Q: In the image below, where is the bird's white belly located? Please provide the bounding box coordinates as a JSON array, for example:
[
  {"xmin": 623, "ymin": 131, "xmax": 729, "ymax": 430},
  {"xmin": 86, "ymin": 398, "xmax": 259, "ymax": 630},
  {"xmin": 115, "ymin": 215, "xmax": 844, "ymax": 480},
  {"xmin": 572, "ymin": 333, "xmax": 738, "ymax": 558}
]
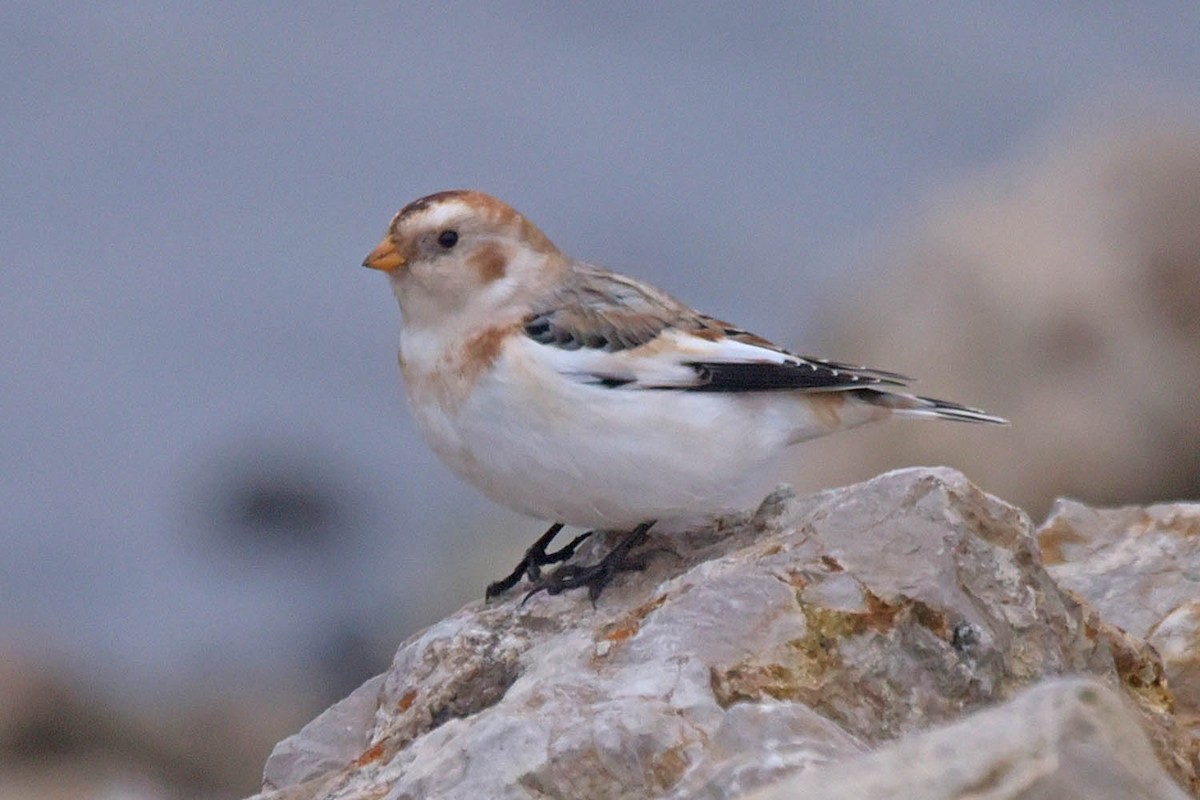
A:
[{"xmin": 406, "ymin": 343, "xmax": 823, "ymax": 529}]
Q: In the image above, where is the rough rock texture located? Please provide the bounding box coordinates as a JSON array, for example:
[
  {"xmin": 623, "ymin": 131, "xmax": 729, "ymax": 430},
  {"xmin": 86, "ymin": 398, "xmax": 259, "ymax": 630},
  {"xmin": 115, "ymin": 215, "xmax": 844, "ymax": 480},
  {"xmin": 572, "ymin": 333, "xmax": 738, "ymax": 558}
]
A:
[
  {"xmin": 248, "ymin": 468, "xmax": 1198, "ymax": 799},
  {"xmin": 1040, "ymin": 500, "xmax": 1200, "ymax": 737},
  {"xmin": 744, "ymin": 678, "xmax": 1188, "ymax": 800}
]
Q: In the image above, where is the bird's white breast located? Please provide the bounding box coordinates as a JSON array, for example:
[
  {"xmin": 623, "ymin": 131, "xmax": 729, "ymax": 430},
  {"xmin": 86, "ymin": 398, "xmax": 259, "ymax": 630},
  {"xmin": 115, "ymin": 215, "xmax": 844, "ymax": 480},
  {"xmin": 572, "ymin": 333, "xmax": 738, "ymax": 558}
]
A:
[{"xmin": 399, "ymin": 331, "xmax": 849, "ymax": 529}]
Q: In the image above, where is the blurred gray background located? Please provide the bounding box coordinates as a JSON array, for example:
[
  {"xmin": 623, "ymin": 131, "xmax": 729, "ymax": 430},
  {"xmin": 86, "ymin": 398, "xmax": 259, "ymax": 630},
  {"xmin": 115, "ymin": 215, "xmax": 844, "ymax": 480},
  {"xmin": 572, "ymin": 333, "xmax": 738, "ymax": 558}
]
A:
[{"xmin": 3, "ymin": 3, "xmax": 1199, "ymax": 797}]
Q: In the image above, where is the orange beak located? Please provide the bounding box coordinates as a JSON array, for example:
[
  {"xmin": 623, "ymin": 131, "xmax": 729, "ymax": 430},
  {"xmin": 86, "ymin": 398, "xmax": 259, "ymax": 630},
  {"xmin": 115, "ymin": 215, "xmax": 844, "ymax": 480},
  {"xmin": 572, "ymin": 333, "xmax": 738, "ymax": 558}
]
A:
[{"xmin": 362, "ymin": 236, "xmax": 405, "ymax": 272}]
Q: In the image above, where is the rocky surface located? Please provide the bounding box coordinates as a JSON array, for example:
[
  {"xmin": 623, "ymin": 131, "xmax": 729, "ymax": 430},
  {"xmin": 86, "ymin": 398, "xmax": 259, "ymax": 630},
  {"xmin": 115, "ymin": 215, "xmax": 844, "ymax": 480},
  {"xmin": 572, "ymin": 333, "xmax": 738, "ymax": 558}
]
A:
[
  {"xmin": 744, "ymin": 677, "xmax": 1187, "ymax": 800},
  {"xmin": 1040, "ymin": 499, "xmax": 1200, "ymax": 737},
  {"xmin": 247, "ymin": 468, "xmax": 1199, "ymax": 799}
]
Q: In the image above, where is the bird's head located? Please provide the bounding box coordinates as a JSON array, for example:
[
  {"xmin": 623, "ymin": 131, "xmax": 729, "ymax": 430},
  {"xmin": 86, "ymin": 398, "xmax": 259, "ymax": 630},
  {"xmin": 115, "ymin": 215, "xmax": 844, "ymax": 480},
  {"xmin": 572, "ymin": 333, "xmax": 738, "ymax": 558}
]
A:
[{"xmin": 363, "ymin": 190, "xmax": 562, "ymax": 328}]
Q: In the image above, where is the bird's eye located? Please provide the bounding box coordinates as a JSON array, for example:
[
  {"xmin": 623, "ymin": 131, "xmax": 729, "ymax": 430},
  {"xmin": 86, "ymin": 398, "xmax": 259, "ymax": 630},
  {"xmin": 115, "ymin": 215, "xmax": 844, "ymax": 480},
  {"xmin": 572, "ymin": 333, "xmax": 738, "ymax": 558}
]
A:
[{"xmin": 437, "ymin": 230, "xmax": 459, "ymax": 249}]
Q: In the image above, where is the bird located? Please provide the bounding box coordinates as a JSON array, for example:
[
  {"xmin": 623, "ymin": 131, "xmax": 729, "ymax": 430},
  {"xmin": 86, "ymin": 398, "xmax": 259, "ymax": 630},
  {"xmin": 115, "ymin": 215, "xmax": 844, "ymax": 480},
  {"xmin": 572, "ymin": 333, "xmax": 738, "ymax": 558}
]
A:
[{"xmin": 362, "ymin": 190, "xmax": 1007, "ymax": 601}]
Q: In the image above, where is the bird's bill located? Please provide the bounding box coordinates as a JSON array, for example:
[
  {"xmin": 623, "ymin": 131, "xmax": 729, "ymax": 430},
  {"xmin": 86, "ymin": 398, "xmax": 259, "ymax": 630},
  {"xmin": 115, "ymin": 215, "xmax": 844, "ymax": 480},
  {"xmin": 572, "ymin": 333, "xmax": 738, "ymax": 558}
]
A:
[{"xmin": 362, "ymin": 237, "xmax": 405, "ymax": 272}]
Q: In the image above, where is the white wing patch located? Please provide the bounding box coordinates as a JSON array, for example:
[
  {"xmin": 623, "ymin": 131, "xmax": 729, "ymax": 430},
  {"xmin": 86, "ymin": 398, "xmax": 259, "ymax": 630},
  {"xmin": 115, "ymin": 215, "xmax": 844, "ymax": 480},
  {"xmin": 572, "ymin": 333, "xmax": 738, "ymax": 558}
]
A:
[{"xmin": 529, "ymin": 327, "xmax": 892, "ymax": 392}]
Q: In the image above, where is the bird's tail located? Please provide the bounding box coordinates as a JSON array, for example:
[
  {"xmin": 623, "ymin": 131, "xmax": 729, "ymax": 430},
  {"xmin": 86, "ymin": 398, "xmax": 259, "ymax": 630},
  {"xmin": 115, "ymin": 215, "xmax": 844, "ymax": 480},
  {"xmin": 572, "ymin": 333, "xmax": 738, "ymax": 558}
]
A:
[{"xmin": 855, "ymin": 388, "xmax": 1009, "ymax": 425}]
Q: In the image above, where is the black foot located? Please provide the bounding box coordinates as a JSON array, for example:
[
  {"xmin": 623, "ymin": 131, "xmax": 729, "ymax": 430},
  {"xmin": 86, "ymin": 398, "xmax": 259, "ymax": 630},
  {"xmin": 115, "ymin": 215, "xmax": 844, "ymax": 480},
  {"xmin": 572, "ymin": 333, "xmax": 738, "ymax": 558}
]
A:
[
  {"xmin": 526, "ymin": 521, "xmax": 657, "ymax": 603},
  {"xmin": 485, "ymin": 522, "xmax": 594, "ymax": 600}
]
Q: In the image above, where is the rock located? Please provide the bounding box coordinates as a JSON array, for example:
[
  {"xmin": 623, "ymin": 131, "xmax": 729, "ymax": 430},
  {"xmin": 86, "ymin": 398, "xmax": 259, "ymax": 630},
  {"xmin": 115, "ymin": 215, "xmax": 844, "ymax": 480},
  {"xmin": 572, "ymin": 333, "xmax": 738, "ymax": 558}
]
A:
[
  {"xmin": 743, "ymin": 677, "xmax": 1188, "ymax": 800},
  {"xmin": 1040, "ymin": 500, "xmax": 1200, "ymax": 735},
  {"xmin": 247, "ymin": 468, "xmax": 1197, "ymax": 799},
  {"xmin": 261, "ymin": 675, "xmax": 385, "ymax": 791}
]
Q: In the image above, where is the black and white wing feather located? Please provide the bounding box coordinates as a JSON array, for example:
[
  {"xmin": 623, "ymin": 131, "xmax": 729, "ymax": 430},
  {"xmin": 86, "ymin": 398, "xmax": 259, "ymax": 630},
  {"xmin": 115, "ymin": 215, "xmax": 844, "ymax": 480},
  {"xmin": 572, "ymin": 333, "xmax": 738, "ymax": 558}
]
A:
[
  {"xmin": 523, "ymin": 262, "xmax": 909, "ymax": 394},
  {"xmin": 519, "ymin": 262, "xmax": 1007, "ymax": 425}
]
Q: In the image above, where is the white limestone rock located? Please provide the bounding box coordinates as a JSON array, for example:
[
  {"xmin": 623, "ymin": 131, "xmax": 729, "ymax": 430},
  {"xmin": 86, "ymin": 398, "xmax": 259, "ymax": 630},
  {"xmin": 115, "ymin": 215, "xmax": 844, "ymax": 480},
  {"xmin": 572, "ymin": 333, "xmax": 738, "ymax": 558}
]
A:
[
  {"xmin": 1040, "ymin": 500, "xmax": 1200, "ymax": 735},
  {"xmin": 743, "ymin": 677, "xmax": 1188, "ymax": 800},
  {"xmin": 248, "ymin": 468, "xmax": 1196, "ymax": 799}
]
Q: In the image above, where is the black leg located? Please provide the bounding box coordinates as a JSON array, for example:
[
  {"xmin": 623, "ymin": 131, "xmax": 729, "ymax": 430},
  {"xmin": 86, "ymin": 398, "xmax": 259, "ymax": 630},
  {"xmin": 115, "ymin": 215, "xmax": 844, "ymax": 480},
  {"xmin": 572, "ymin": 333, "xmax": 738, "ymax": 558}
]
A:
[
  {"xmin": 528, "ymin": 528, "xmax": 594, "ymax": 581},
  {"xmin": 526, "ymin": 520, "xmax": 658, "ymax": 603},
  {"xmin": 486, "ymin": 523, "xmax": 595, "ymax": 600}
]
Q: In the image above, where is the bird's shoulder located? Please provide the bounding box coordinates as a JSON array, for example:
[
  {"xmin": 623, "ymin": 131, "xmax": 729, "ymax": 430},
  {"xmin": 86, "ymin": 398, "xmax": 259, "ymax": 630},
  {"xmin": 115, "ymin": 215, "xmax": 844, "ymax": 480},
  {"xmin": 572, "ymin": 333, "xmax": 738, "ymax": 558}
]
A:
[{"xmin": 521, "ymin": 262, "xmax": 766, "ymax": 352}]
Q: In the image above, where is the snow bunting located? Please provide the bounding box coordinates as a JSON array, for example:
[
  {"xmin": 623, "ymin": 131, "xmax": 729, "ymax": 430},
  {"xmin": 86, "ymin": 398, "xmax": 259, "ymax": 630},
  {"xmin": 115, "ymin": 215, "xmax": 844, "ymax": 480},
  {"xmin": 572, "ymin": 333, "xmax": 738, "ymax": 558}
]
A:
[{"xmin": 363, "ymin": 190, "xmax": 1007, "ymax": 599}]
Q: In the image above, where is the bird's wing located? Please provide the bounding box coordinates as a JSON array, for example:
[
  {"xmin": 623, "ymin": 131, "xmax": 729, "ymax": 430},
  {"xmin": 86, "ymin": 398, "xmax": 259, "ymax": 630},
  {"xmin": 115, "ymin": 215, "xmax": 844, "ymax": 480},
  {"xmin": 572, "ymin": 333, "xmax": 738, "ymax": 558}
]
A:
[{"xmin": 523, "ymin": 264, "xmax": 911, "ymax": 393}]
